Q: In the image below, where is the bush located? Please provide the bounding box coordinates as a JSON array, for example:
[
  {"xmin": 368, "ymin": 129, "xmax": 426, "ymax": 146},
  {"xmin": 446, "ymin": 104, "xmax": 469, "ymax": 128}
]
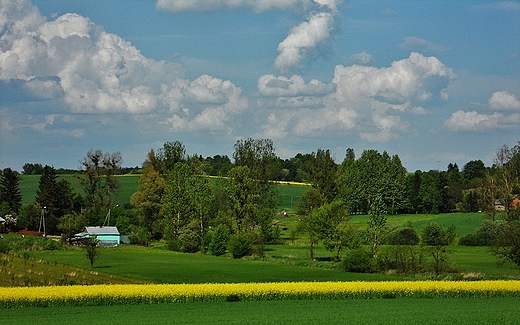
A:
[
  {"xmin": 459, "ymin": 220, "xmax": 501, "ymax": 246},
  {"xmin": 228, "ymin": 233, "xmax": 252, "ymax": 258},
  {"xmin": 166, "ymin": 239, "xmax": 182, "ymax": 251},
  {"xmin": 179, "ymin": 220, "xmax": 202, "ymax": 253},
  {"xmin": 421, "ymin": 222, "xmax": 455, "ymax": 246},
  {"xmin": 458, "ymin": 233, "xmax": 479, "ymax": 246},
  {"xmin": 128, "ymin": 225, "xmax": 152, "ymax": 246},
  {"xmin": 384, "ymin": 227, "xmax": 420, "ymax": 246},
  {"xmin": 341, "ymin": 248, "xmax": 373, "ymax": 273},
  {"xmin": 209, "ymin": 225, "xmax": 229, "ymax": 256},
  {"xmin": 378, "ymin": 245, "xmax": 424, "ymax": 274}
]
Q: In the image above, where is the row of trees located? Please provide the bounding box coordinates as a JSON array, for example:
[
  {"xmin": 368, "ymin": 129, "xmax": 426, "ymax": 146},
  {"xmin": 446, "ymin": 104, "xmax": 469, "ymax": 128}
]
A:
[{"xmin": 2, "ymin": 139, "xmax": 519, "ymax": 269}]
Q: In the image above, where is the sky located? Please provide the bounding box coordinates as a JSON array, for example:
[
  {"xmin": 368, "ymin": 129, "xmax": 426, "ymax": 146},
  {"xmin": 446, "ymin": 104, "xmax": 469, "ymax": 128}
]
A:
[{"xmin": 1, "ymin": 0, "xmax": 519, "ymax": 172}]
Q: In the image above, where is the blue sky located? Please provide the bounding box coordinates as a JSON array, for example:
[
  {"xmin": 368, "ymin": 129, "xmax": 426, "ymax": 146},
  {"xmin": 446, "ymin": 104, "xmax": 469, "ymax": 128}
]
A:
[{"xmin": 1, "ymin": 0, "xmax": 519, "ymax": 172}]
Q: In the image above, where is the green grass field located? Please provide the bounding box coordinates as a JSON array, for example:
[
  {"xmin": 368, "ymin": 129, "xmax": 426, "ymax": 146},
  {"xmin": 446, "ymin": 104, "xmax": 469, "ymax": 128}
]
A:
[
  {"xmin": 19, "ymin": 174, "xmax": 141, "ymax": 206},
  {"xmin": 4, "ymin": 297, "xmax": 519, "ymax": 324},
  {"xmin": 19, "ymin": 174, "xmax": 309, "ymax": 209},
  {"xmin": 11, "ymin": 174, "xmax": 520, "ymax": 323},
  {"xmin": 30, "ymin": 244, "xmax": 393, "ymax": 284}
]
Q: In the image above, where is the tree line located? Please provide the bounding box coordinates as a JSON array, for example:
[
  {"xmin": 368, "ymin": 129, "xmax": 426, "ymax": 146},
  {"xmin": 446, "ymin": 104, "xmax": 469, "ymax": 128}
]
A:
[{"xmin": 1, "ymin": 139, "xmax": 519, "ymax": 269}]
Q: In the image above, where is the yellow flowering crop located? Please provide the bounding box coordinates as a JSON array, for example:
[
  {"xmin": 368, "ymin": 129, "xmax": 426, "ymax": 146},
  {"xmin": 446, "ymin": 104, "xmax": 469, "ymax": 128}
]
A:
[{"xmin": 1, "ymin": 281, "xmax": 520, "ymax": 308}]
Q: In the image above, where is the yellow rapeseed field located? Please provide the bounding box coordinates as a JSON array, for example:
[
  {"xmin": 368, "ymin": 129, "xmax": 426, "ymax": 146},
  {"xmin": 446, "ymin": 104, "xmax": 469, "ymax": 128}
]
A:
[{"xmin": 2, "ymin": 281, "xmax": 520, "ymax": 308}]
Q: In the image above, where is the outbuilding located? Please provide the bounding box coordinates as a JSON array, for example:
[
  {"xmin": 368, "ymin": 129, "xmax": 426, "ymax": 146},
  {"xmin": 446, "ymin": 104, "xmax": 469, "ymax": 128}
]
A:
[{"xmin": 76, "ymin": 226, "xmax": 121, "ymax": 246}]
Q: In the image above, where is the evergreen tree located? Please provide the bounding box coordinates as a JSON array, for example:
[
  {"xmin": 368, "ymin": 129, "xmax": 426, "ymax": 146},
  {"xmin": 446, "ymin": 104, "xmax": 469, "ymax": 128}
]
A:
[
  {"xmin": 35, "ymin": 165, "xmax": 76, "ymax": 234},
  {"xmin": 36, "ymin": 165, "xmax": 61, "ymax": 234},
  {"xmin": 0, "ymin": 168, "xmax": 22, "ymax": 215}
]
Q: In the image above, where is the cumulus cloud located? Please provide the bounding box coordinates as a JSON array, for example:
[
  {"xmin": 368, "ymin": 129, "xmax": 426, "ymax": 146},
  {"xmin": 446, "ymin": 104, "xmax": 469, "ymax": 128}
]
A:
[
  {"xmin": 349, "ymin": 52, "xmax": 374, "ymax": 65},
  {"xmin": 332, "ymin": 52, "xmax": 455, "ymax": 105},
  {"xmin": 488, "ymin": 90, "xmax": 520, "ymax": 111},
  {"xmin": 258, "ymin": 52, "xmax": 455, "ymax": 141},
  {"xmin": 161, "ymin": 75, "xmax": 248, "ymax": 132},
  {"xmin": 444, "ymin": 110, "xmax": 520, "ymax": 131},
  {"xmin": 156, "ymin": 0, "xmax": 339, "ymax": 13},
  {"xmin": 445, "ymin": 90, "xmax": 520, "ymax": 131},
  {"xmin": 258, "ymin": 74, "xmax": 335, "ymax": 97},
  {"xmin": 0, "ymin": 0, "xmax": 246, "ymax": 133},
  {"xmin": 400, "ymin": 36, "xmax": 450, "ymax": 53},
  {"xmin": 274, "ymin": 11, "xmax": 335, "ymax": 72}
]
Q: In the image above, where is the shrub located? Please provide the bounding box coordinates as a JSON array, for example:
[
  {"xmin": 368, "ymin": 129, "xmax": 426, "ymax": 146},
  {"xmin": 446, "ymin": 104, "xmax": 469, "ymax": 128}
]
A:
[
  {"xmin": 166, "ymin": 239, "xmax": 182, "ymax": 252},
  {"xmin": 458, "ymin": 233, "xmax": 479, "ymax": 246},
  {"xmin": 421, "ymin": 222, "xmax": 455, "ymax": 274},
  {"xmin": 459, "ymin": 220, "xmax": 501, "ymax": 246},
  {"xmin": 384, "ymin": 227, "xmax": 420, "ymax": 246},
  {"xmin": 209, "ymin": 225, "xmax": 229, "ymax": 256},
  {"xmin": 341, "ymin": 248, "xmax": 373, "ymax": 273},
  {"xmin": 179, "ymin": 220, "xmax": 202, "ymax": 253},
  {"xmin": 421, "ymin": 222, "xmax": 455, "ymax": 246},
  {"xmin": 128, "ymin": 225, "xmax": 152, "ymax": 246},
  {"xmin": 228, "ymin": 233, "xmax": 252, "ymax": 259},
  {"xmin": 378, "ymin": 245, "xmax": 424, "ymax": 274}
]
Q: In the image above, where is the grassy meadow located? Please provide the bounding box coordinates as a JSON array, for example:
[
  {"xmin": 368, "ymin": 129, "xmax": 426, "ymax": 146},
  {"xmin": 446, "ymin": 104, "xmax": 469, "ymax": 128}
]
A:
[
  {"xmin": 18, "ymin": 174, "xmax": 309, "ymax": 209},
  {"xmin": 19, "ymin": 174, "xmax": 142, "ymax": 206},
  {"xmin": 6, "ymin": 173, "xmax": 520, "ymax": 323},
  {"xmin": 4, "ymin": 298, "xmax": 520, "ymax": 325}
]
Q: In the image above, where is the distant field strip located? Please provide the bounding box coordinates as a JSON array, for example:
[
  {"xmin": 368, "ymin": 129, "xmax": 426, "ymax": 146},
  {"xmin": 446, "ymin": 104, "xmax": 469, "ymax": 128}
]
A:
[{"xmin": 2, "ymin": 280, "xmax": 520, "ymax": 308}]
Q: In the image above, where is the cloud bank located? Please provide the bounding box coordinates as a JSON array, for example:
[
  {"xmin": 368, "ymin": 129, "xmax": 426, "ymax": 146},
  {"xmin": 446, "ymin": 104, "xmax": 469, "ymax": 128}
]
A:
[
  {"xmin": 444, "ymin": 90, "xmax": 520, "ymax": 131},
  {"xmin": 0, "ymin": 0, "xmax": 246, "ymax": 134},
  {"xmin": 259, "ymin": 52, "xmax": 456, "ymax": 142}
]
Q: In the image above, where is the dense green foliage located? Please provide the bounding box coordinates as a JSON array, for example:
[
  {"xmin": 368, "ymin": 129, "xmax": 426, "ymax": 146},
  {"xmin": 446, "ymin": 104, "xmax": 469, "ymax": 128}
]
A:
[
  {"xmin": 0, "ymin": 168, "xmax": 22, "ymax": 217},
  {"xmin": 5, "ymin": 139, "xmax": 520, "ymax": 275}
]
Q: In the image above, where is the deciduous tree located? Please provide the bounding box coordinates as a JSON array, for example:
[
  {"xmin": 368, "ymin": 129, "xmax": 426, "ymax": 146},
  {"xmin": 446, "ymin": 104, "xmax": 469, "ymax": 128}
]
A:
[{"xmin": 79, "ymin": 150, "xmax": 122, "ymax": 211}]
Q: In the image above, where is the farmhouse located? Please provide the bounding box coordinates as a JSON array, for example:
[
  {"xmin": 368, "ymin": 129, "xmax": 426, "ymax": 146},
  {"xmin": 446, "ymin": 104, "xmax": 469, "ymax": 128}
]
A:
[{"xmin": 75, "ymin": 226, "xmax": 121, "ymax": 246}]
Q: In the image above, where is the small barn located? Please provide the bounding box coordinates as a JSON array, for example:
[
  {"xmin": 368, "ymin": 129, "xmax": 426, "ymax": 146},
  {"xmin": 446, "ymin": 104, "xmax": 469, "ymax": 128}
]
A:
[{"xmin": 76, "ymin": 226, "xmax": 121, "ymax": 246}]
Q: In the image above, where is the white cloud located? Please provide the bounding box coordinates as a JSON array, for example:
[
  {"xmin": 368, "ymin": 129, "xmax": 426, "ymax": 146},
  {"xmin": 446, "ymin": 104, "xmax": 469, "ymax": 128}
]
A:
[
  {"xmin": 445, "ymin": 90, "xmax": 520, "ymax": 132},
  {"xmin": 349, "ymin": 52, "xmax": 374, "ymax": 65},
  {"xmin": 400, "ymin": 36, "xmax": 450, "ymax": 53},
  {"xmin": 488, "ymin": 90, "xmax": 520, "ymax": 111},
  {"xmin": 444, "ymin": 110, "xmax": 520, "ymax": 131},
  {"xmin": 258, "ymin": 52, "xmax": 455, "ymax": 141},
  {"xmin": 0, "ymin": 0, "xmax": 246, "ymax": 133},
  {"xmin": 332, "ymin": 52, "xmax": 455, "ymax": 105},
  {"xmin": 274, "ymin": 12, "xmax": 335, "ymax": 72},
  {"xmin": 258, "ymin": 74, "xmax": 335, "ymax": 97},
  {"xmin": 161, "ymin": 75, "xmax": 248, "ymax": 132},
  {"xmin": 156, "ymin": 0, "xmax": 340, "ymax": 13}
]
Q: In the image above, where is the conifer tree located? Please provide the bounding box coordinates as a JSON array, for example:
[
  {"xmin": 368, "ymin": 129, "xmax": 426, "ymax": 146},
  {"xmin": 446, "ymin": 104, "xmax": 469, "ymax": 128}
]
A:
[{"xmin": 0, "ymin": 168, "xmax": 22, "ymax": 215}]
